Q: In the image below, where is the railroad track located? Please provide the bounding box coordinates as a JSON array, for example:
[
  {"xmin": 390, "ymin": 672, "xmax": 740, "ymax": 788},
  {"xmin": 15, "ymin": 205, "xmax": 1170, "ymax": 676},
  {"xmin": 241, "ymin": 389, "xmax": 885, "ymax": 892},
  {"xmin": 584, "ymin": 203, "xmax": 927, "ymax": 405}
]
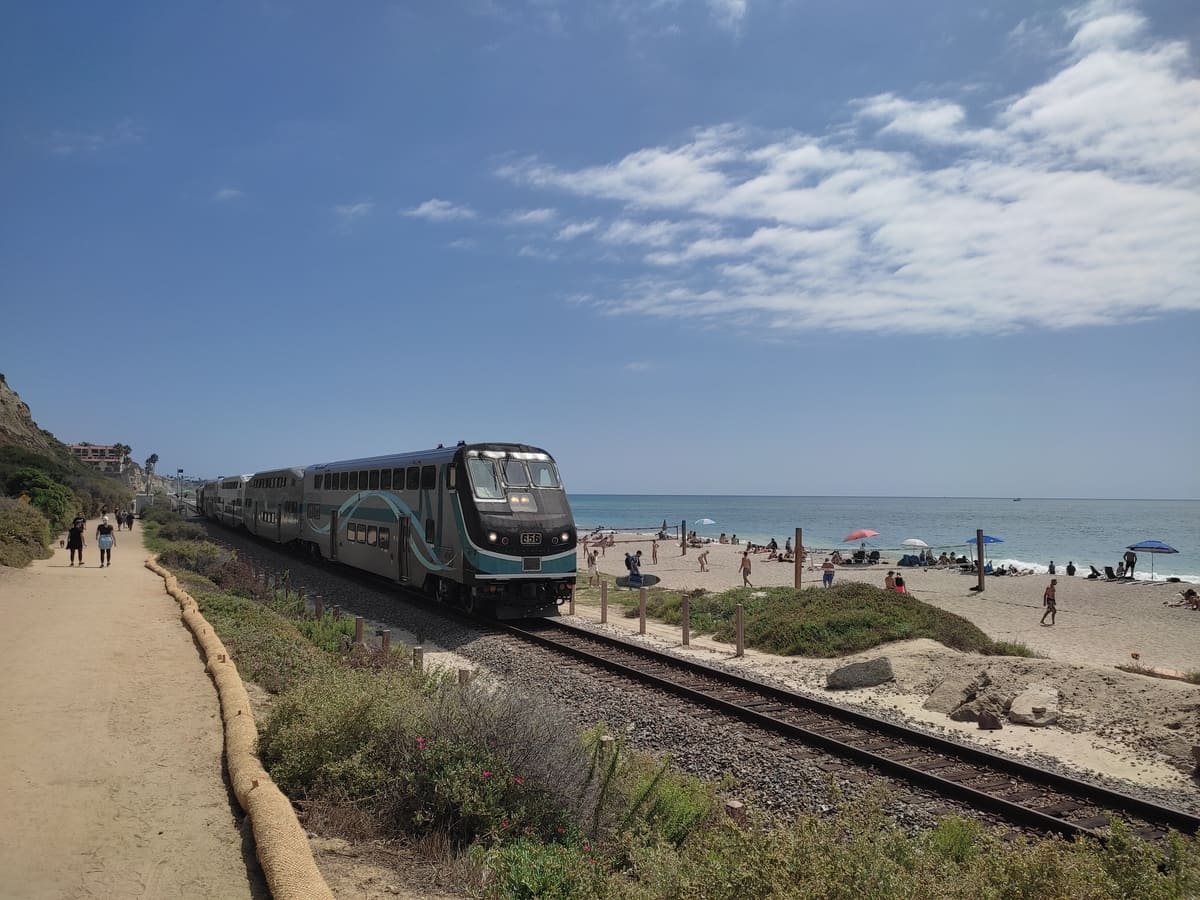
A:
[{"xmin": 502, "ymin": 617, "xmax": 1200, "ymax": 844}]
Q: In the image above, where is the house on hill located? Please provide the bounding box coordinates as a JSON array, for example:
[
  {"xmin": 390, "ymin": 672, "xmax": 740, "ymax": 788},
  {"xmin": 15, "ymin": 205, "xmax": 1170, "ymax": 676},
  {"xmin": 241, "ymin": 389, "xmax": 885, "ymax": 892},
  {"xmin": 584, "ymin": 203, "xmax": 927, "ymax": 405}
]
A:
[{"xmin": 69, "ymin": 443, "xmax": 126, "ymax": 474}]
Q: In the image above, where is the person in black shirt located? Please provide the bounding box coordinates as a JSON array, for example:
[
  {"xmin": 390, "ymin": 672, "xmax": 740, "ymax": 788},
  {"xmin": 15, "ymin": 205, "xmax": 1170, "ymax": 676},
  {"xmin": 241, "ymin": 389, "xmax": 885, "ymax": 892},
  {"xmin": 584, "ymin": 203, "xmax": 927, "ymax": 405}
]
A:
[
  {"xmin": 96, "ymin": 516, "xmax": 116, "ymax": 567},
  {"xmin": 67, "ymin": 520, "xmax": 86, "ymax": 566}
]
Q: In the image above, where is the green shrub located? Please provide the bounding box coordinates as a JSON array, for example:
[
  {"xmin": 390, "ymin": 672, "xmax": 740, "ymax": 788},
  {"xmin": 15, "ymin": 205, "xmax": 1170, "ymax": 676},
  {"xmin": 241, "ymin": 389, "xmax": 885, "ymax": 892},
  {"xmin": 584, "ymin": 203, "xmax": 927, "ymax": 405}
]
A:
[
  {"xmin": 156, "ymin": 520, "xmax": 206, "ymax": 542},
  {"xmin": 4, "ymin": 466, "xmax": 79, "ymax": 532},
  {"xmin": 0, "ymin": 497, "xmax": 53, "ymax": 567},
  {"xmin": 471, "ymin": 837, "xmax": 608, "ymax": 900}
]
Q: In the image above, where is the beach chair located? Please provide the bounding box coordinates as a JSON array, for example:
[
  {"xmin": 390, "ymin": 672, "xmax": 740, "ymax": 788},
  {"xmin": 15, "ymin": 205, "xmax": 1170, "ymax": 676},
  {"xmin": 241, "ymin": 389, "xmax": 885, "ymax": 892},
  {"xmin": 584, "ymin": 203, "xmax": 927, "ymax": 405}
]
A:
[{"xmin": 1103, "ymin": 566, "xmax": 1126, "ymax": 581}]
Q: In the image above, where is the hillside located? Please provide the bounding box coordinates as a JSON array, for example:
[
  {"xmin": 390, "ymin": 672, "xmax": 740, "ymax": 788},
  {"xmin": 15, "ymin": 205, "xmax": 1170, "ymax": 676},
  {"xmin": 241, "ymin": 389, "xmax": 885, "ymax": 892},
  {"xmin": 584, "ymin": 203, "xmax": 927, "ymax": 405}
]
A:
[{"xmin": 0, "ymin": 374, "xmax": 68, "ymax": 458}]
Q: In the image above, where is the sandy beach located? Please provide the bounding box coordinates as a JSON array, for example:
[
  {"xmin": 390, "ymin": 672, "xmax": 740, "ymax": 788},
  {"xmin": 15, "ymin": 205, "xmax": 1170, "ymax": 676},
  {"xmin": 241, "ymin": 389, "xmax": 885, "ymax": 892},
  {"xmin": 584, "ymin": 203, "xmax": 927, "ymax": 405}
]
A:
[{"xmin": 571, "ymin": 534, "xmax": 1200, "ymax": 797}]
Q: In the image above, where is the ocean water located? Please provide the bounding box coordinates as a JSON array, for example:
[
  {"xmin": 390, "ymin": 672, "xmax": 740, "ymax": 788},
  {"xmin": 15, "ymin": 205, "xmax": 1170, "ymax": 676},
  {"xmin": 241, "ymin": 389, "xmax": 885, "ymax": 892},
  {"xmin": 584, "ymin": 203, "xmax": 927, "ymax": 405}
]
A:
[{"xmin": 570, "ymin": 495, "xmax": 1200, "ymax": 584}]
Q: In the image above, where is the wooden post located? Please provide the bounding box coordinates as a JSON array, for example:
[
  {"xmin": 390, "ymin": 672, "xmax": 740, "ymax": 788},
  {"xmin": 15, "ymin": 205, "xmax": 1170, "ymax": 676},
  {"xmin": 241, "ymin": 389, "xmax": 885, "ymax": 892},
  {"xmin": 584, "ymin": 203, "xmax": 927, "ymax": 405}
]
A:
[
  {"xmin": 298, "ymin": 586, "xmax": 306, "ymax": 610},
  {"xmin": 639, "ymin": 587, "xmax": 647, "ymax": 635},
  {"xmin": 332, "ymin": 605, "xmax": 342, "ymax": 619},
  {"xmin": 380, "ymin": 629, "xmax": 391, "ymax": 653},
  {"xmin": 725, "ymin": 799, "xmax": 747, "ymax": 825},
  {"xmin": 600, "ymin": 580, "xmax": 608, "ymax": 624},
  {"xmin": 682, "ymin": 595, "xmax": 690, "ymax": 646},
  {"xmin": 735, "ymin": 603, "xmax": 744, "ymax": 657},
  {"xmin": 599, "ymin": 734, "xmax": 615, "ymax": 756},
  {"xmin": 314, "ymin": 595, "xmax": 324, "ymax": 618},
  {"xmin": 569, "ymin": 583, "xmax": 575, "ymax": 616},
  {"xmin": 412, "ymin": 647, "xmax": 424, "ymax": 672},
  {"xmin": 794, "ymin": 527, "xmax": 802, "ymax": 589},
  {"xmin": 680, "ymin": 519, "xmax": 687, "ymax": 556},
  {"xmin": 354, "ymin": 616, "xmax": 364, "ymax": 645},
  {"xmin": 976, "ymin": 528, "xmax": 986, "ymax": 593},
  {"xmin": 458, "ymin": 668, "xmax": 471, "ymax": 687}
]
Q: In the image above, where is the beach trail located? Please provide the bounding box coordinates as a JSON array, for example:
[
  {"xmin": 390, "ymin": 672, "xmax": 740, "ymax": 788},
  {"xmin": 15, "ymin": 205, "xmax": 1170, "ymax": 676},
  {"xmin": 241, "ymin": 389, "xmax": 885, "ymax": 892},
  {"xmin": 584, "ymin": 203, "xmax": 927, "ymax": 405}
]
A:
[{"xmin": 0, "ymin": 528, "xmax": 262, "ymax": 899}]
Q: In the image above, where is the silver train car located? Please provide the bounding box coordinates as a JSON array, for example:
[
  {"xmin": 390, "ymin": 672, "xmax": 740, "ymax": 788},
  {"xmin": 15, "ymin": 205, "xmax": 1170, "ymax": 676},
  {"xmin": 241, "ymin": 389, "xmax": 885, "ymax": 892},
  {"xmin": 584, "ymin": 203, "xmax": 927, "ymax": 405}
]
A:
[{"xmin": 199, "ymin": 442, "xmax": 576, "ymax": 618}]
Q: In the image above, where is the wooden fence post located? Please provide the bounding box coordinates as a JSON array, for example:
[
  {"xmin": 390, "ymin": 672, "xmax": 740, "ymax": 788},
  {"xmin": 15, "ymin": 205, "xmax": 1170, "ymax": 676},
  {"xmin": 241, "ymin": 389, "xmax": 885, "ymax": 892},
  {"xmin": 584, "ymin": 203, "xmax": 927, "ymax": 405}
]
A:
[
  {"xmin": 735, "ymin": 603, "xmax": 744, "ymax": 657},
  {"xmin": 600, "ymin": 580, "xmax": 608, "ymax": 624},
  {"xmin": 639, "ymin": 587, "xmax": 647, "ymax": 635},
  {"xmin": 412, "ymin": 647, "xmax": 424, "ymax": 672},
  {"xmin": 682, "ymin": 595, "xmax": 690, "ymax": 647},
  {"xmin": 354, "ymin": 616, "xmax": 364, "ymax": 645}
]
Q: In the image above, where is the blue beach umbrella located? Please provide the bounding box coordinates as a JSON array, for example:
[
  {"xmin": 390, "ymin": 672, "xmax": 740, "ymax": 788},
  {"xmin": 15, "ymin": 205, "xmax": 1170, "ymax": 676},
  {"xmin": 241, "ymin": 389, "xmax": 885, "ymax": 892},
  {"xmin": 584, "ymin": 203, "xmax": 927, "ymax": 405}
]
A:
[
  {"xmin": 1125, "ymin": 540, "xmax": 1178, "ymax": 580},
  {"xmin": 964, "ymin": 535, "xmax": 1003, "ymax": 566}
]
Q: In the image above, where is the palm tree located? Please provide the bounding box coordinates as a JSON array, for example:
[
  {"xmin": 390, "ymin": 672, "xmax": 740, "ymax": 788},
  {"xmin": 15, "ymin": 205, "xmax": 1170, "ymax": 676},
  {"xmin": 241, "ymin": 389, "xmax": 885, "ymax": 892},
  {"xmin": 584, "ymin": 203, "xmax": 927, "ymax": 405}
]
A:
[{"xmin": 144, "ymin": 453, "xmax": 159, "ymax": 478}]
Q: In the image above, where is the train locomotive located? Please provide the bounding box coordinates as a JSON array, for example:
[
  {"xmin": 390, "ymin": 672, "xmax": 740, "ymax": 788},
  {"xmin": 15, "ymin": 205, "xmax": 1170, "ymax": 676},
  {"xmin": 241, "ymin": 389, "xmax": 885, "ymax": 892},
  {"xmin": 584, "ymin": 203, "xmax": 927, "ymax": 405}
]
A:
[{"xmin": 196, "ymin": 442, "xmax": 576, "ymax": 618}]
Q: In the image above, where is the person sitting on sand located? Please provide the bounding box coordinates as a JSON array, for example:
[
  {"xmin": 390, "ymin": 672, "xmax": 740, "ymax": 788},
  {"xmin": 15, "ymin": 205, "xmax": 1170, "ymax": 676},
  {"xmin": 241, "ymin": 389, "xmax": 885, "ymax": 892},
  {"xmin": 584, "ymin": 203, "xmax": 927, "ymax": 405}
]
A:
[
  {"xmin": 1066, "ymin": 561, "xmax": 1076, "ymax": 576},
  {"xmin": 894, "ymin": 574, "xmax": 906, "ymax": 593},
  {"xmin": 884, "ymin": 570, "xmax": 896, "ymax": 591},
  {"xmin": 937, "ymin": 553, "xmax": 950, "ymax": 565},
  {"xmin": 830, "ymin": 550, "xmax": 843, "ymax": 564},
  {"xmin": 1182, "ymin": 588, "xmax": 1199, "ymax": 610},
  {"xmin": 719, "ymin": 533, "xmax": 728, "ymax": 543},
  {"xmin": 731, "ymin": 534, "xmax": 738, "ymax": 545},
  {"xmin": 1116, "ymin": 561, "xmax": 1126, "ymax": 578}
]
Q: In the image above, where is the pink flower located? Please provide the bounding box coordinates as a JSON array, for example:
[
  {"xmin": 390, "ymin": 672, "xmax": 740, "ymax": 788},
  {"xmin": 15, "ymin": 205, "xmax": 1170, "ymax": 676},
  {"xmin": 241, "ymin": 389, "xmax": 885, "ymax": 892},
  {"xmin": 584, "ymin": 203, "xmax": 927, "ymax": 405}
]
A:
[
  {"xmin": 501, "ymin": 819, "xmax": 509, "ymax": 829},
  {"xmin": 513, "ymin": 776, "xmax": 523, "ymax": 784},
  {"xmin": 481, "ymin": 770, "xmax": 492, "ymax": 778},
  {"xmin": 583, "ymin": 844, "xmax": 591, "ymax": 853}
]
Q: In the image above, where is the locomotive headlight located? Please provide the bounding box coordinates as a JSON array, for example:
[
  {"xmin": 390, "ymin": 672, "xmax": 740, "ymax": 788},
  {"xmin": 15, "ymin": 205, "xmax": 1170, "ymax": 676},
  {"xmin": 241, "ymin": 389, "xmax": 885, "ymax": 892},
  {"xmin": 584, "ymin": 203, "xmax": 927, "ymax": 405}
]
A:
[
  {"xmin": 488, "ymin": 531, "xmax": 498, "ymax": 543},
  {"xmin": 560, "ymin": 531, "xmax": 570, "ymax": 542}
]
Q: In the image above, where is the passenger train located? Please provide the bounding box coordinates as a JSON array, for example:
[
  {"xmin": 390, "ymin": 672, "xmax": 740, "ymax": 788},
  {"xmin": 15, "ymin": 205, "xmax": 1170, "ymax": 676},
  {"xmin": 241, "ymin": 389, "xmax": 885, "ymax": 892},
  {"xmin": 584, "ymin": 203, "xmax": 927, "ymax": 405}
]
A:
[{"xmin": 196, "ymin": 442, "xmax": 576, "ymax": 618}]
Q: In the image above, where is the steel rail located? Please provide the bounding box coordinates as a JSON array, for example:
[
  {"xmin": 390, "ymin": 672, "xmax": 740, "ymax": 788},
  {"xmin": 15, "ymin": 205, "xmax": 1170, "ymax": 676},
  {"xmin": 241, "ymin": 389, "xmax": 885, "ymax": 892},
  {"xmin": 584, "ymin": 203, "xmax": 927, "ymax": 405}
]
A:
[{"xmin": 502, "ymin": 618, "xmax": 1200, "ymax": 842}]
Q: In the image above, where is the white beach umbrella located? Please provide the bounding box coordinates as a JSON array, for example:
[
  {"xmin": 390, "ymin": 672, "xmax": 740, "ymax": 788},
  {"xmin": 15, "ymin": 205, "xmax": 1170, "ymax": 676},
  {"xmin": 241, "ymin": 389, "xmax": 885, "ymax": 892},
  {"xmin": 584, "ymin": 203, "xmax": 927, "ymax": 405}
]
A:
[
  {"xmin": 901, "ymin": 538, "xmax": 930, "ymax": 549},
  {"xmin": 695, "ymin": 518, "xmax": 716, "ymax": 526}
]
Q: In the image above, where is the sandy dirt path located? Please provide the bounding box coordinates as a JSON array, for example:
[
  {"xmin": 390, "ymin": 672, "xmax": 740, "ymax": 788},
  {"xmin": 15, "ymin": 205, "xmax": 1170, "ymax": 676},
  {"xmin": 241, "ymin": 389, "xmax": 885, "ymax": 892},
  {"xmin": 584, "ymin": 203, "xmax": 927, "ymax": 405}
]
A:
[{"xmin": 0, "ymin": 528, "xmax": 264, "ymax": 899}]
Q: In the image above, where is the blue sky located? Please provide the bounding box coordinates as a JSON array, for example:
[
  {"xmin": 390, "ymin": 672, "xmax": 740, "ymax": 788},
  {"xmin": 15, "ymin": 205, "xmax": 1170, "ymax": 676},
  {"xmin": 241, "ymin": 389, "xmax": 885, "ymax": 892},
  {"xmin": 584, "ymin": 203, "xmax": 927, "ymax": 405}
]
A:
[{"xmin": 2, "ymin": 0, "xmax": 1198, "ymax": 498}]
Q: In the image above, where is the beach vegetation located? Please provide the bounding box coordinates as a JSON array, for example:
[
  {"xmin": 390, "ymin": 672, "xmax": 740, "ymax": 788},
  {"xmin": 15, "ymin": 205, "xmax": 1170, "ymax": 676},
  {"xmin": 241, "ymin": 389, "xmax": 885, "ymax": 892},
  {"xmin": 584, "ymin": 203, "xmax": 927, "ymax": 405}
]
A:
[
  {"xmin": 610, "ymin": 581, "xmax": 1037, "ymax": 658},
  {"xmin": 0, "ymin": 496, "xmax": 53, "ymax": 567},
  {"xmin": 145, "ymin": 534, "xmax": 1200, "ymax": 897},
  {"xmin": 0, "ymin": 446, "xmax": 131, "ymax": 526}
]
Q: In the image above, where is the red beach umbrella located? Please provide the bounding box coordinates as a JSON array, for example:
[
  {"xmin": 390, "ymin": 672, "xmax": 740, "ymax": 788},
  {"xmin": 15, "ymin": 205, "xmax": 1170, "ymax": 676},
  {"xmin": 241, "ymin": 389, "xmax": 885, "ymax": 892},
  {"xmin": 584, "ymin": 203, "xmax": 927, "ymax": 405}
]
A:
[{"xmin": 842, "ymin": 529, "xmax": 880, "ymax": 543}]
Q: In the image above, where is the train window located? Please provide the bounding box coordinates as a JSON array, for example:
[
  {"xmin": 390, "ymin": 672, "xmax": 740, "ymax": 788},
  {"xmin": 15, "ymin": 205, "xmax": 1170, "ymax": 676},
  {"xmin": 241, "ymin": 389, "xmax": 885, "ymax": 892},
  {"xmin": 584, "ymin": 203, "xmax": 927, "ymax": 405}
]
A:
[
  {"xmin": 446, "ymin": 465, "xmax": 457, "ymax": 490},
  {"xmin": 348, "ymin": 523, "xmax": 359, "ymax": 542},
  {"xmin": 528, "ymin": 461, "xmax": 560, "ymax": 488},
  {"xmin": 420, "ymin": 465, "xmax": 435, "ymax": 489},
  {"xmin": 405, "ymin": 467, "xmax": 419, "ymax": 490},
  {"xmin": 308, "ymin": 503, "xmax": 321, "ymax": 521},
  {"xmin": 467, "ymin": 458, "xmax": 503, "ymax": 499},
  {"xmin": 392, "ymin": 468, "xmax": 404, "ymax": 489},
  {"xmin": 502, "ymin": 459, "xmax": 529, "ymax": 487},
  {"xmin": 313, "ymin": 475, "xmax": 320, "ymax": 489},
  {"xmin": 366, "ymin": 526, "xmax": 377, "ymax": 546},
  {"xmin": 380, "ymin": 468, "xmax": 392, "ymax": 490},
  {"xmin": 368, "ymin": 470, "xmax": 379, "ymax": 490},
  {"xmin": 323, "ymin": 473, "xmax": 331, "ymax": 490},
  {"xmin": 339, "ymin": 472, "xmax": 349, "ymax": 491},
  {"xmin": 358, "ymin": 470, "xmax": 367, "ymax": 489},
  {"xmin": 350, "ymin": 471, "xmax": 359, "ymax": 491},
  {"xmin": 378, "ymin": 527, "xmax": 390, "ymax": 550},
  {"xmin": 425, "ymin": 518, "xmax": 434, "ymax": 543}
]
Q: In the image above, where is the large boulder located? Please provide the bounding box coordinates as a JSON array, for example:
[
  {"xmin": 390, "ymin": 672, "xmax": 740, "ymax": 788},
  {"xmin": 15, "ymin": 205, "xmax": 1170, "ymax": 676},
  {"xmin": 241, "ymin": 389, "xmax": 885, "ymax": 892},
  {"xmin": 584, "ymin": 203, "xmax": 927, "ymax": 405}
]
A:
[
  {"xmin": 924, "ymin": 671, "xmax": 991, "ymax": 715},
  {"xmin": 978, "ymin": 710, "xmax": 1004, "ymax": 730},
  {"xmin": 1008, "ymin": 685, "xmax": 1060, "ymax": 727},
  {"xmin": 826, "ymin": 657, "xmax": 894, "ymax": 690}
]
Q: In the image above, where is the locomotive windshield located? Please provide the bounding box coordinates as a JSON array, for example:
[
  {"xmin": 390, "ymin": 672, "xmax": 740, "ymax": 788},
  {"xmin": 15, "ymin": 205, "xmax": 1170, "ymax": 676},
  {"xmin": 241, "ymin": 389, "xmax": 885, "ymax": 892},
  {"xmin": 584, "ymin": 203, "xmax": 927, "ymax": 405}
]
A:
[{"xmin": 467, "ymin": 454, "xmax": 563, "ymax": 500}]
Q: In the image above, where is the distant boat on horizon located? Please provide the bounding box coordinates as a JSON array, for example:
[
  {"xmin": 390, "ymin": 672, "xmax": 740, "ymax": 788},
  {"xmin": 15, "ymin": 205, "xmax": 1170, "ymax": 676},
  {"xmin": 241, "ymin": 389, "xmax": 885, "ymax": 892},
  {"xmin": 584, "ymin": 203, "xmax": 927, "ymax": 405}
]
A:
[{"xmin": 1013, "ymin": 498, "xmax": 1022, "ymax": 502}]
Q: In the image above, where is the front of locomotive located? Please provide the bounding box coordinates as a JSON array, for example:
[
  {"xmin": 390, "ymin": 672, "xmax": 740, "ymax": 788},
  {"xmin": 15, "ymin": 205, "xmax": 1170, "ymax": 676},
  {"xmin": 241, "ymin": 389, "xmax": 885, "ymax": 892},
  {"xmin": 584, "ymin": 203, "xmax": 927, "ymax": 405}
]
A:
[{"xmin": 455, "ymin": 443, "xmax": 576, "ymax": 618}]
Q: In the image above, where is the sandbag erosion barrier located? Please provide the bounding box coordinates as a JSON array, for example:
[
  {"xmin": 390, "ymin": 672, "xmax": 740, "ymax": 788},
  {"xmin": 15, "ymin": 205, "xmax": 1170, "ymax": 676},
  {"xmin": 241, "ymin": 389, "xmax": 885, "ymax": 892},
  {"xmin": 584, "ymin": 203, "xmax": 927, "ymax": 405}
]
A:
[{"xmin": 145, "ymin": 558, "xmax": 336, "ymax": 900}]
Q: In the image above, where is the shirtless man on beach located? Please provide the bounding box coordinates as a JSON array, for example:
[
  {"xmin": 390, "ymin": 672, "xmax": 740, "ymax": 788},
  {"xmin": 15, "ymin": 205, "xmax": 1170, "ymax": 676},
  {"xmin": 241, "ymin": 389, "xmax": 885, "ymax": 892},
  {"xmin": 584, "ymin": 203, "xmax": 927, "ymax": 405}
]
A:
[
  {"xmin": 697, "ymin": 549, "xmax": 709, "ymax": 572},
  {"xmin": 1040, "ymin": 578, "xmax": 1058, "ymax": 626},
  {"xmin": 738, "ymin": 552, "xmax": 752, "ymax": 587}
]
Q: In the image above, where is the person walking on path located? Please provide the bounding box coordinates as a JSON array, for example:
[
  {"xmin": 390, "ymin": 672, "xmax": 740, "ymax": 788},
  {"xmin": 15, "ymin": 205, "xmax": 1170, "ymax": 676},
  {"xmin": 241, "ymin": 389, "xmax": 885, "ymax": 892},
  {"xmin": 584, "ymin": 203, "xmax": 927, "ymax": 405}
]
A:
[
  {"xmin": 66, "ymin": 520, "xmax": 85, "ymax": 566},
  {"xmin": 822, "ymin": 557, "xmax": 835, "ymax": 587},
  {"xmin": 738, "ymin": 551, "xmax": 752, "ymax": 587},
  {"xmin": 125, "ymin": 510, "xmax": 135, "ymax": 531},
  {"xmin": 95, "ymin": 515, "xmax": 116, "ymax": 567},
  {"xmin": 651, "ymin": 540, "xmax": 658, "ymax": 565},
  {"xmin": 1040, "ymin": 578, "xmax": 1058, "ymax": 626},
  {"xmin": 1123, "ymin": 549, "xmax": 1137, "ymax": 579},
  {"xmin": 628, "ymin": 549, "xmax": 643, "ymax": 587},
  {"xmin": 587, "ymin": 550, "xmax": 599, "ymax": 587}
]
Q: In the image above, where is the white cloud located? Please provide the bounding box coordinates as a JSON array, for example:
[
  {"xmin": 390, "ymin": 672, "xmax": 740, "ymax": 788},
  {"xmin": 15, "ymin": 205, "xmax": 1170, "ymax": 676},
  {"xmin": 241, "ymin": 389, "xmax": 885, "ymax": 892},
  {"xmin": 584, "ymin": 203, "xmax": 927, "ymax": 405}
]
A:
[
  {"xmin": 518, "ymin": 244, "xmax": 558, "ymax": 261},
  {"xmin": 708, "ymin": 0, "xmax": 747, "ymax": 32},
  {"xmin": 495, "ymin": 3, "xmax": 1200, "ymax": 336},
  {"xmin": 402, "ymin": 198, "xmax": 478, "ymax": 221},
  {"xmin": 555, "ymin": 219, "xmax": 599, "ymax": 240},
  {"xmin": 214, "ymin": 188, "xmax": 243, "ymax": 202},
  {"xmin": 506, "ymin": 207, "xmax": 557, "ymax": 224},
  {"xmin": 334, "ymin": 202, "xmax": 374, "ymax": 228},
  {"xmin": 48, "ymin": 119, "xmax": 143, "ymax": 156},
  {"xmin": 449, "ymin": 238, "xmax": 478, "ymax": 249},
  {"xmin": 624, "ymin": 361, "xmax": 652, "ymax": 371}
]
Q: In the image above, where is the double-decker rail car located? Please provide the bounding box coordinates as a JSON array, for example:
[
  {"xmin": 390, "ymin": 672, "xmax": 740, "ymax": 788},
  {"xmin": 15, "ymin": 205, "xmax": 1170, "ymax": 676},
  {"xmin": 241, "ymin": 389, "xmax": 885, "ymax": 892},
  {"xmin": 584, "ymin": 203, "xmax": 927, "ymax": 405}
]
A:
[
  {"xmin": 197, "ymin": 480, "xmax": 219, "ymax": 519},
  {"xmin": 301, "ymin": 442, "xmax": 575, "ymax": 618},
  {"xmin": 215, "ymin": 475, "xmax": 252, "ymax": 528},
  {"xmin": 244, "ymin": 467, "xmax": 304, "ymax": 544}
]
